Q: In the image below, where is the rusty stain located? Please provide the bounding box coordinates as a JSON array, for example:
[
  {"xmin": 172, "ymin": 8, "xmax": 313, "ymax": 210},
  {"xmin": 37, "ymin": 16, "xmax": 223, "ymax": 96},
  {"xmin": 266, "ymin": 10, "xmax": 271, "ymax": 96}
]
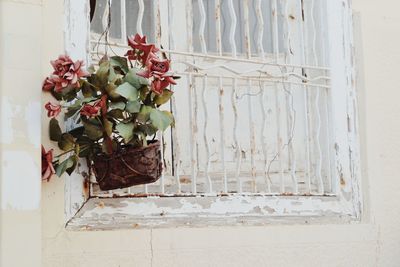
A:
[
  {"xmin": 132, "ymin": 223, "xmax": 139, "ymax": 228},
  {"xmin": 83, "ymin": 177, "xmax": 90, "ymax": 198},
  {"xmin": 340, "ymin": 175, "xmax": 346, "ymax": 186},
  {"xmin": 180, "ymin": 176, "xmax": 191, "ymax": 184},
  {"xmin": 96, "ymin": 201, "xmax": 105, "ymax": 208}
]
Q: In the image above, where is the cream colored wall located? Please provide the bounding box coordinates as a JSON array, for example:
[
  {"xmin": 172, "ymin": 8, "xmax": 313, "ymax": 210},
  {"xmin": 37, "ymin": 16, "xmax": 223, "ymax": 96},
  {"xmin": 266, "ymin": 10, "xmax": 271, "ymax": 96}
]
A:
[{"xmin": 1, "ymin": 0, "xmax": 400, "ymax": 266}]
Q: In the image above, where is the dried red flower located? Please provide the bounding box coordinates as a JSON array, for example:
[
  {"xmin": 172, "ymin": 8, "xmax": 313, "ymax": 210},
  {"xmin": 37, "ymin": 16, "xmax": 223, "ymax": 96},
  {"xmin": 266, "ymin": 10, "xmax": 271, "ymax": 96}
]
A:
[
  {"xmin": 80, "ymin": 102, "xmax": 101, "ymax": 118},
  {"xmin": 43, "ymin": 55, "xmax": 89, "ymax": 92},
  {"xmin": 138, "ymin": 57, "xmax": 177, "ymax": 94},
  {"xmin": 125, "ymin": 34, "xmax": 158, "ymax": 65},
  {"xmin": 42, "ymin": 77, "xmax": 55, "ymax": 91},
  {"xmin": 44, "ymin": 102, "xmax": 61, "ymax": 118},
  {"xmin": 42, "ymin": 145, "xmax": 55, "ymax": 182}
]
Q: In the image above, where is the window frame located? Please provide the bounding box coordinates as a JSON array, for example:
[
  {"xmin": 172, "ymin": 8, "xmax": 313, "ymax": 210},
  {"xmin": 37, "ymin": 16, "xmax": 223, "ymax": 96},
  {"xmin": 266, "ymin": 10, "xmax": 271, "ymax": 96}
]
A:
[{"xmin": 64, "ymin": 0, "xmax": 362, "ymax": 230}]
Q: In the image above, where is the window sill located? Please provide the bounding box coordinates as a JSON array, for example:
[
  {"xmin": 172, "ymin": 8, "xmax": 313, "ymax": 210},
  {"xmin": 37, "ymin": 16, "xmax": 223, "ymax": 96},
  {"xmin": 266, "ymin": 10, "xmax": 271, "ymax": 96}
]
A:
[{"xmin": 66, "ymin": 195, "xmax": 360, "ymax": 230}]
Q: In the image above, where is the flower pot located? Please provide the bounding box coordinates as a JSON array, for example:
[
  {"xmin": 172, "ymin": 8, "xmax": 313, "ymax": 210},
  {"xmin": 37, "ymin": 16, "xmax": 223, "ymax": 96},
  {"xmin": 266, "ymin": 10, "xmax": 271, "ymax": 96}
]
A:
[{"xmin": 92, "ymin": 141, "xmax": 162, "ymax": 191}]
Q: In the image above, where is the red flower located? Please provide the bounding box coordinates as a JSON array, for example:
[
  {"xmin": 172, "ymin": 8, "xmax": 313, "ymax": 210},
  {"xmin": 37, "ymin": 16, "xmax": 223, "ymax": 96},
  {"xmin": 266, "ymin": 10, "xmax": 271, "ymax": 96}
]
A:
[
  {"xmin": 42, "ymin": 77, "xmax": 55, "ymax": 91},
  {"xmin": 42, "ymin": 146, "xmax": 55, "ymax": 181},
  {"xmin": 137, "ymin": 57, "xmax": 171, "ymax": 78},
  {"xmin": 80, "ymin": 102, "xmax": 101, "ymax": 118},
  {"xmin": 125, "ymin": 34, "xmax": 158, "ymax": 65},
  {"xmin": 138, "ymin": 57, "xmax": 177, "ymax": 94},
  {"xmin": 45, "ymin": 55, "xmax": 89, "ymax": 92},
  {"xmin": 44, "ymin": 102, "xmax": 61, "ymax": 118},
  {"xmin": 151, "ymin": 76, "xmax": 176, "ymax": 95}
]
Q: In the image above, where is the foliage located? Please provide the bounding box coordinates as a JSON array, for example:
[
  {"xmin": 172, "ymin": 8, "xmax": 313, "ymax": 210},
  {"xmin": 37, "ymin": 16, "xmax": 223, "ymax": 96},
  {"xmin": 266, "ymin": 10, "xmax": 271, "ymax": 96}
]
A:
[{"xmin": 41, "ymin": 34, "xmax": 178, "ymax": 179}]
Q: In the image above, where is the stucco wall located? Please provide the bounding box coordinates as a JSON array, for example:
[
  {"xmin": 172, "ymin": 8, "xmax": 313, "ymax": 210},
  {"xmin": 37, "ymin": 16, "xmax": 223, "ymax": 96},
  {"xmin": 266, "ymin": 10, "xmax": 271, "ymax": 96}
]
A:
[{"xmin": 1, "ymin": 0, "xmax": 400, "ymax": 266}]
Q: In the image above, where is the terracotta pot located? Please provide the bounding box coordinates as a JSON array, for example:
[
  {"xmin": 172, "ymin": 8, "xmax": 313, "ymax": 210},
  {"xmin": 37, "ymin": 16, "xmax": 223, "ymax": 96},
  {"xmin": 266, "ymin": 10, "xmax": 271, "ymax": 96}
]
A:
[{"xmin": 92, "ymin": 141, "xmax": 162, "ymax": 191}]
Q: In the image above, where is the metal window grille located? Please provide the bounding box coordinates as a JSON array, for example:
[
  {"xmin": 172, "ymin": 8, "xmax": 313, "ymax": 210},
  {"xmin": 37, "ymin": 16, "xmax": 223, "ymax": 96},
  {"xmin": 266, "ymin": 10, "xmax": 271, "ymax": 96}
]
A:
[{"xmin": 89, "ymin": 0, "xmax": 335, "ymax": 198}]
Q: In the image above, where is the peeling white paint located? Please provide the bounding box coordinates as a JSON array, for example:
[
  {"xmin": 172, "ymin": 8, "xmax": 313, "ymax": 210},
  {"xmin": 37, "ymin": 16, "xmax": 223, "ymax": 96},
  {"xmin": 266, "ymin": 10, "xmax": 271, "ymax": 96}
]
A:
[
  {"xmin": 1, "ymin": 151, "xmax": 40, "ymax": 210},
  {"xmin": 25, "ymin": 101, "xmax": 41, "ymax": 147},
  {"xmin": 0, "ymin": 97, "xmax": 15, "ymax": 144}
]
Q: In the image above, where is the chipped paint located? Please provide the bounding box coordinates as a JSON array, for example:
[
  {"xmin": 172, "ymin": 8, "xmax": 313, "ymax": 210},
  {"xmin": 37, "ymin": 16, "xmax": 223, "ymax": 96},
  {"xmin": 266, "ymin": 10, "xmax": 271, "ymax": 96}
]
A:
[
  {"xmin": 67, "ymin": 194, "xmax": 356, "ymax": 230},
  {"xmin": 64, "ymin": 0, "xmax": 362, "ymax": 229},
  {"xmin": 1, "ymin": 151, "xmax": 40, "ymax": 210}
]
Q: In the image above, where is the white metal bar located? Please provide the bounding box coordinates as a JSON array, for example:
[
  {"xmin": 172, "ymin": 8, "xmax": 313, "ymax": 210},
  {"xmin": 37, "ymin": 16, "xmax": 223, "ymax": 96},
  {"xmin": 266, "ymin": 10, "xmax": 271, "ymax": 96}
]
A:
[
  {"xmin": 271, "ymin": 0, "xmax": 280, "ymax": 60},
  {"xmin": 202, "ymin": 76, "xmax": 212, "ymax": 193},
  {"xmin": 188, "ymin": 75, "xmax": 197, "ymax": 194},
  {"xmin": 300, "ymin": 0, "xmax": 312, "ymax": 193},
  {"xmin": 91, "ymin": 42, "xmax": 331, "ymax": 71},
  {"xmin": 311, "ymin": 0, "xmax": 324, "ymax": 194},
  {"xmin": 159, "ymin": 134, "xmax": 165, "ymax": 194},
  {"xmin": 271, "ymin": 0, "xmax": 285, "ymax": 192},
  {"xmin": 255, "ymin": 0, "xmax": 269, "ymax": 192},
  {"xmin": 318, "ymin": 0, "xmax": 333, "ymax": 193},
  {"xmin": 284, "ymin": 0, "xmax": 298, "ymax": 194},
  {"xmin": 243, "ymin": 0, "xmax": 256, "ymax": 192},
  {"xmin": 171, "ymin": 96, "xmax": 182, "ymax": 193},
  {"xmin": 197, "ymin": 0, "xmax": 207, "ymax": 53},
  {"xmin": 186, "ymin": 0, "xmax": 197, "ymax": 194},
  {"xmin": 215, "ymin": 0, "xmax": 223, "ymax": 56},
  {"xmin": 137, "ymin": 0, "xmax": 144, "ymax": 35},
  {"xmin": 255, "ymin": 0, "xmax": 265, "ymax": 60},
  {"xmin": 231, "ymin": 78, "xmax": 242, "ymax": 193},
  {"xmin": 168, "ymin": 0, "xmax": 181, "ymax": 193},
  {"xmin": 243, "ymin": 0, "xmax": 251, "ymax": 59},
  {"xmin": 227, "ymin": 0, "xmax": 237, "ymax": 58},
  {"xmin": 120, "ymin": 0, "xmax": 127, "ymax": 42},
  {"xmin": 168, "ymin": 0, "xmax": 175, "ymax": 52},
  {"xmin": 259, "ymin": 83, "xmax": 271, "ymax": 193},
  {"xmin": 214, "ymin": 0, "xmax": 227, "ymax": 193},
  {"xmin": 218, "ymin": 77, "xmax": 228, "ymax": 193},
  {"xmin": 247, "ymin": 80, "xmax": 257, "ymax": 192}
]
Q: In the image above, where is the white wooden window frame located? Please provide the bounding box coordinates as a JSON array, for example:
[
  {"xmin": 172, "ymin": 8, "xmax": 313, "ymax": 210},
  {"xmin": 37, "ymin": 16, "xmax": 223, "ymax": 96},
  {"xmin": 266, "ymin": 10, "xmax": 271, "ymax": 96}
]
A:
[{"xmin": 64, "ymin": 0, "xmax": 362, "ymax": 230}]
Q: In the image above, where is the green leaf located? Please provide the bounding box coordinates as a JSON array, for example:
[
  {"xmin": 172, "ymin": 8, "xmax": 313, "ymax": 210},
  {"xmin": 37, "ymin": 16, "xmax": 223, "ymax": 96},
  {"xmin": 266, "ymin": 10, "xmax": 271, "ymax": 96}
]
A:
[
  {"xmin": 137, "ymin": 105, "xmax": 153, "ymax": 122},
  {"xmin": 66, "ymin": 155, "xmax": 79, "ymax": 175},
  {"xmin": 115, "ymin": 82, "xmax": 138, "ymax": 101},
  {"xmin": 76, "ymin": 136, "xmax": 93, "ymax": 157},
  {"xmin": 124, "ymin": 68, "xmax": 149, "ymax": 89},
  {"xmin": 103, "ymin": 119, "xmax": 113, "ymax": 137},
  {"xmin": 58, "ymin": 133, "xmax": 75, "ymax": 151},
  {"xmin": 49, "ymin": 118, "xmax": 62, "ymax": 141},
  {"xmin": 105, "ymin": 83, "xmax": 121, "ymax": 101},
  {"xmin": 140, "ymin": 85, "xmax": 150, "ymax": 101},
  {"xmin": 50, "ymin": 90, "xmax": 63, "ymax": 101},
  {"xmin": 126, "ymin": 100, "xmax": 141, "ymax": 113},
  {"xmin": 81, "ymin": 80, "xmax": 95, "ymax": 97},
  {"xmin": 154, "ymin": 89, "xmax": 173, "ymax": 105},
  {"xmin": 56, "ymin": 156, "xmax": 75, "ymax": 177},
  {"xmin": 135, "ymin": 124, "xmax": 158, "ymax": 137},
  {"xmin": 68, "ymin": 126, "xmax": 84, "ymax": 138},
  {"xmin": 108, "ymin": 65, "xmax": 118, "ymax": 83},
  {"xmin": 115, "ymin": 122, "xmax": 134, "ymax": 143},
  {"xmin": 109, "ymin": 101, "xmax": 126, "ymax": 110},
  {"xmin": 82, "ymin": 119, "xmax": 103, "ymax": 140},
  {"xmin": 150, "ymin": 109, "xmax": 174, "ymax": 131},
  {"xmin": 96, "ymin": 61, "xmax": 110, "ymax": 84},
  {"xmin": 110, "ymin": 56, "xmax": 129, "ymax": 74},
  {"xmin": 107, "ymin": 109, "xmax": 125, "ymax": 119}
]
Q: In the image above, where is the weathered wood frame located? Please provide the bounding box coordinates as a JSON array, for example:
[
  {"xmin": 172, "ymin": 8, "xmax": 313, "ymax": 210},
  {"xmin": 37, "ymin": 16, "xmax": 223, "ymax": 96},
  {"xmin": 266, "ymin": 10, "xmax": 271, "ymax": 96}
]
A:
[{"xmin": 64, "ymin": 0, "xmax": 362, "ymax": 230}]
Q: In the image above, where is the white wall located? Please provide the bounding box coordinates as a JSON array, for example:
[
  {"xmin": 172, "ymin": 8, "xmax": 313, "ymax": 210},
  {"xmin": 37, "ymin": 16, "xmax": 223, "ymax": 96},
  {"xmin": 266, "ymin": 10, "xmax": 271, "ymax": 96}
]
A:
[{"xmin": 1, "ymin": 0, "xmax": 400, "ymax": 266}]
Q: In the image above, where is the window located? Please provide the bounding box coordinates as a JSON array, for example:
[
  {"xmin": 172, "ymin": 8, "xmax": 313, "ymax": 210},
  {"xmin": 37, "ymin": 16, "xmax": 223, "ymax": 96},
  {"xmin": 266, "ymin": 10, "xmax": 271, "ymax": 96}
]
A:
[{"xmin": 65, "ymin": 0, "xmax": 362, "ymax": 230}]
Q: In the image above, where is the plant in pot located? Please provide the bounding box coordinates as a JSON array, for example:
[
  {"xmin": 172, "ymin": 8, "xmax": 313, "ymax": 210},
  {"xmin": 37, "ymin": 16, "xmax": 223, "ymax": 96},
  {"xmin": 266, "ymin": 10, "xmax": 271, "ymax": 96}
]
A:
[{"xmin": 41, "ymin": 34, "xmax": 177, "ymax": 191}]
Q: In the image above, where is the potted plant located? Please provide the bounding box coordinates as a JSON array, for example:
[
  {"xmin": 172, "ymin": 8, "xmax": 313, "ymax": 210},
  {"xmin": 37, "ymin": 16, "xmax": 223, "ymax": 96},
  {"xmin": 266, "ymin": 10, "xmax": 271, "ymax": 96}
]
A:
[{"xmin": 41, "ymin": 34, "xmax": 177, "ymax": 190}]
